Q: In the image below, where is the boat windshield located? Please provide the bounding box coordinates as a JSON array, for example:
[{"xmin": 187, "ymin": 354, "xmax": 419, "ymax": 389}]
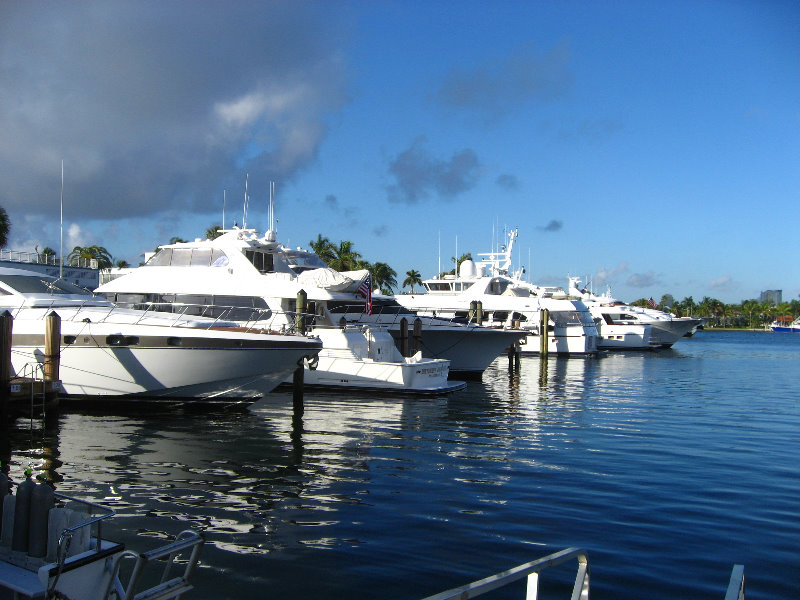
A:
[
  {"xmin": 549, "ymin": 311, "xmax": 585, "ymax": 327},
  {"xmin": 0, "ymin": 275, "xmax": 93, "ymax": 296},
  {"xmin": 146, "ymin": 247, "xmax": 229, "ymax": 267},
  {"xmin": 284, "ymin": 251, "xmax": 328, "ymax": 274}
]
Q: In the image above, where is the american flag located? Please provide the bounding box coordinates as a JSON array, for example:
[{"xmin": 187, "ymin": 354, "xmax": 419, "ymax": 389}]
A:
[
  {"xmin": 358, "ymin": 273, "xmax": 372, "ymax": 315},
  {"xmin": 648, "ymin": 297, "xmax": 658, "ymax": 309}
]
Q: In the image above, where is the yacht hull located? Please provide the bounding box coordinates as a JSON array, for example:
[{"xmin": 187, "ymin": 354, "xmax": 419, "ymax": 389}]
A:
[
  {"xmin": 648, "ymin": 318, "xmax": 701, "ymax": 348},
  {"xmin": 596, "ymin": 324, "xmax": 656, "ymax": 351},
  {"xmin": 11, "ymin": 326, "xmax": 320, "ymax": 400},
  {"xmin": 385, "ymin": 325, "xmax": 524, "ymax": 377}
]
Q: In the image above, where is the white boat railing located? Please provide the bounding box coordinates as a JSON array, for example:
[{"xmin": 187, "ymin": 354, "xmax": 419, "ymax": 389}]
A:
[
  {"xmin": 5, "ymin": 299, "xmax": 306, "ymax": 335},
  {"xmin": 420, "ymin": 547, "xmax": 747, "ymax": 600},
  {"xmin": 420, "ymin": 547, "xmax": 590, "ymax": 600},
  {"xmin": 109, "ymin": 529, "xmax": 205, "ymax": 600},
  {"xmin": 724, "ymin": 564, "xmax": 746, "ymax": 600}
]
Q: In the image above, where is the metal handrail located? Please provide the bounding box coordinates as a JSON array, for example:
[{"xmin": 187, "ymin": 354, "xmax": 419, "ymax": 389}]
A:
[
  {"xmin": 724, "ymin": 565, "xmax": 745, "ymax": 600},
  {"xmin": 419, "ymin": 547, "xmax": 590, "ymax": 600},
  {"xmin": 105, "ymin": 530, "xmax": 205, "ymax": 600}
]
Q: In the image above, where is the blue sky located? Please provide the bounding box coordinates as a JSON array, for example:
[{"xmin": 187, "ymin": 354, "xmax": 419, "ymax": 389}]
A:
[{"xmin": 1, "ymin": 0, "xmax": 797, "ymax": 304}]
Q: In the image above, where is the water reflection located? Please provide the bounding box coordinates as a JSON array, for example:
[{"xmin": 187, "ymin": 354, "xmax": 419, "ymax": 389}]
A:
[{"xmin": 1, "ymin": 334, "xmax": 797, "ymax": 600}]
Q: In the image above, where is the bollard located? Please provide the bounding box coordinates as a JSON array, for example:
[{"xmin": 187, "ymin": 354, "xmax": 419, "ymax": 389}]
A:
[
  {"xmin": 399, "ymin": 317, "xmax": 409, "ymax": 357},
  {"xmin": 476, "ymin": 301, "xmax": 483, "ymax": 325}
]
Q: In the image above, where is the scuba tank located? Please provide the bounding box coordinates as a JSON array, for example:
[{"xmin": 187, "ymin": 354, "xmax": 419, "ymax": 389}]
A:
[
  {"xmin": 11, "ymin": 468, "xmax": 34, "ymax": 552},
  {"xmin": 28, "ymin": 474, "xmax": 55, "ymax": 558}
]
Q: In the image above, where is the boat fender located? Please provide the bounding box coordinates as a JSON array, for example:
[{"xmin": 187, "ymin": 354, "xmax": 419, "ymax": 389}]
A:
[
  {"xmin": 11, "ymin": 468, "xmax": 34, "ymax": 552},
  {"xmin": 28, "ymin": 475, "xmax": 54, "ymax": 558}
]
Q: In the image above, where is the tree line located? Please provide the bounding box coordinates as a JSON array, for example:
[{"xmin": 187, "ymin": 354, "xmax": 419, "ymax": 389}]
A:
[{"xmin": 630, "ymin": 295, "xmax": 799, "ymax": 329}]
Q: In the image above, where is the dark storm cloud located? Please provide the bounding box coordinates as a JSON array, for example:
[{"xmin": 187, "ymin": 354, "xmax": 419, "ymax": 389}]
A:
[
  {"xmin": 495, "ymin": 173, "xmax": 519, "ymax": 190},
  {"xmin": 386, "ymin": 137, "xmax": 481, "ymax": 204},
  {"xmin": 627, "ymin": 272, "xmax": 659, "ymax": 288},
  {"xmin": 325, "ymin": 194, "xmax": 339, "ymax": 210},
  {"xmin": 435, "ymin": 40, "xmax": 572, "ymax": 119},
  {"xmin": 538, "ymin": 219, "xmax": 563, "ymax": 232},
  {"xmin": 0, "ymin": 1, "xmax": 351, "ymax": 222}
]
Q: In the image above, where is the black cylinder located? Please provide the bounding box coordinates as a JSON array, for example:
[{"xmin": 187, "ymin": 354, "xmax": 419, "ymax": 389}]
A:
[
  {"xmin": 12, "ymin": 471, "xmax": 34, "ymax": 552},
  {"xmin": 28, "ymin": 478, "xmax": 54, "ymax": 558}
]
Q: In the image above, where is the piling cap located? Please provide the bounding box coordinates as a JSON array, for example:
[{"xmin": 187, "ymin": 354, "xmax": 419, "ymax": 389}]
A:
[
  {"xmin": 24, "ymin": 468, "xmax": 32, "ymax": 478},
  {"xmin": 36, "ymin": 474, "xmax": 46, "ymax": 482}
]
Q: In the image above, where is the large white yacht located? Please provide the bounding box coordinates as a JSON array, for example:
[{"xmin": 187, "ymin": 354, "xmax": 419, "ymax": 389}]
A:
[
  {"xmin": 0, "ymin": 267, "xmax": 321, "ymax": 401},
  {"xmin": 96, "ymin": 228, "xmax": 522, "ymax": 381},
  {"xmin": 395, "ymin": 229, "xmax": 599, "ymax": 355},
  {"xmin": 562, "ymin": 277, "xmax": 701, "ymax": 349}
]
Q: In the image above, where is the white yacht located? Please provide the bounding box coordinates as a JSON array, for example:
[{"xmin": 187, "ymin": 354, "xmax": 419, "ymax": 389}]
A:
[
  {"xmin": 395, "ymin": 229, "xmax": 599, "ymax": 355},
  {"xmin": 301, "ymin": 326, "xmax": 464, "ymax": 394},
  {"xmin": 563, "ymin": 277, "xmax": 701, "ymax": 349},
  {"xmin": 96, "ymin": 228, "xmax": 520, "ymax": 382},
  {"xmin": 0, "ymin": 267, "xmax": 321, "ymax": 401}
]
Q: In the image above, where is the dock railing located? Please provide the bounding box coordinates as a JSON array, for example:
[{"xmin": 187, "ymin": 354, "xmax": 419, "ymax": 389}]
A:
[{"xmin": 419, "ymin": 547, "xmax": 590, "ymax": 600}]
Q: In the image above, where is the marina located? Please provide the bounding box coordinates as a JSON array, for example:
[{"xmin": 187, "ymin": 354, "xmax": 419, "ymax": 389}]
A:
[{"xmin": 2, "ymin": 329, "xmax": 797, "ymax": 599}]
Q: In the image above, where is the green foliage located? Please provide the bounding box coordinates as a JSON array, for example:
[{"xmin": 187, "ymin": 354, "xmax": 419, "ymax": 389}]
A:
[
  {"xmin": 205, "ymin": 225, "xmax": 223, "ymax": 240},
  {"xmin": 0, "ymin": 206, "xmax": 9, "ymax": 249},
  {"xmin": 403, "ymin": 269, "xmax": 422, "ymax": 293},
  {"xmin": 67, "ymin": 245, "xmax": 113, "ymax": 270}
]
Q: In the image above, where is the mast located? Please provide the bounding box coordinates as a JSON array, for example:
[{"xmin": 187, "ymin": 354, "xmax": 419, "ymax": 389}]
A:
[
  {"xmin": 59, "ymin": 159, "xmax": 63, "ymax": 279},
  {"xmin": 223, "ymin": 189, "xmax": 226, "ymax": 231},
  {"xmin": 242, "ymin": 173, "xmax": 249, "ymax": 229}
]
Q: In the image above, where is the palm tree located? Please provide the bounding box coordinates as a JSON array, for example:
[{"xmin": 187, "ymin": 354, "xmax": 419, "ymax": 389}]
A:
[
  {"xmin": 741, "ymin": 299, "xmax": 758, "ymax": 329},
  {"xmin": 0, "ymin": 205, "xmax": 9, "ymax": 248},
  {"xmin": 309, "ymin": 234, "xmax": 336, "ymax": 264},
  {"xmin": 371, "ymin": 262, "xmax": 397, "ymax": 294},
  {"xmin": 68, "ymin": 245, "xmax": 113, "ymax": 269},
  {"xmin": 114, "ymin": 259, "xmax": 131, "ymax": 269},
  {"xmin": 328, "ymin": 240, "xmax": 362, "ymax": 272},
  {"xmin": 39, "ymin": 246, "xmax": 57, "ymax": 265},
  {"xmin": 169, "ymin": 236, "xmax": 187, "ymax": 245},
  {"xmin": 403, "ymin": 269, "xmax": 422, "ymax": 293},
  {"xmin": 205, "ymin": 225, "xmax": 222, "ymax": 240}
]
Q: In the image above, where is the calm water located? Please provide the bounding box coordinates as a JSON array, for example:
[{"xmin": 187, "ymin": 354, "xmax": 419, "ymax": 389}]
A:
[{"xmin": 3, "ymin": 330, "xmax": 798, "ymax": 599}]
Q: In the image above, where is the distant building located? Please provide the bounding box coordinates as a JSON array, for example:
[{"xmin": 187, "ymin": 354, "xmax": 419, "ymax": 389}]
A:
[{"xmin": 760, "ymin": 290, "xmax": 782, "ymax": 305}]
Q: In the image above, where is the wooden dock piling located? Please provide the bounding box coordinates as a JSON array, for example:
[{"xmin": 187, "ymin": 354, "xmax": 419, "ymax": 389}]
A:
[
  {"xmin": 0, "ymin": 311, "xmax": 11, "ymax": 415},
  {"xmin": 412, "ymin": 318, "xmax": 422, "ymax": 355},
  {"xmin": 44, "ymin": 312, "xmax": 60, "ymax": 383},
  {"xmin": 399, "ymin": 317, "xmax": 409, "ymax": 357},
  {"xmin": 539, "ymin": 309, "xmax": 550, "ymax": 356}
]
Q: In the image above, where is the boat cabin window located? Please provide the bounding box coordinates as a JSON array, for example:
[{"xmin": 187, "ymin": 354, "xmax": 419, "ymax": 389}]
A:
[
  {"xmin": 487, "ymin": 279, "xmax": 510, "ymax": 295},
  {"xmin": 244, "ymin": 250, "xmax": 275, "ymax": 274},
  {"xmin": 146, "ymin": 248, "xmax": 173, "ymax": 266},
  {"xmin": 425, "ymin": 282, "xmax": 452, "ymax": 292},
  {"xmin": 171, "ymin": 248, "xmax": 192, "ymax": 267},
  {"xmin": 106, "ymin": 292, "xmax": 271, "ymax": 321},
  {"xmin": 284, "ymin": 251, "xmax": 328, "ymax": 274},
  {"xmin": 146, "ymin": 247, "xmax": 229, "ymax": 267},
  {"xmin": 1, "ymin": 275, "xmax": 93, "ymax": 296}
]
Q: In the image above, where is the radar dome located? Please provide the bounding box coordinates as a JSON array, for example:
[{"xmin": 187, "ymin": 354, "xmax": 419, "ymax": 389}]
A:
[{"xmin": 459, "ymin": 259, "xmax": 477, "ymax": 278}]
